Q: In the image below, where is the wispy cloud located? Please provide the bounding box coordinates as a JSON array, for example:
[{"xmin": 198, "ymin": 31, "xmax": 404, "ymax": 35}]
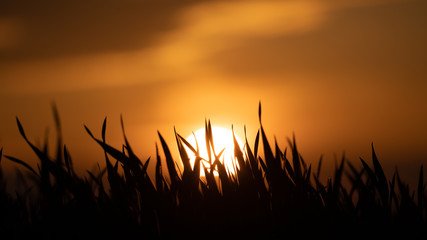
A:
[{"xmin": 0, "ymin": 0, "xmax": 416, "ymax": 94}]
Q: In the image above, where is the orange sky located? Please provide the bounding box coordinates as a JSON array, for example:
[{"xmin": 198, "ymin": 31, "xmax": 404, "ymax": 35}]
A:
[{"xmin": 1, "ymin": 0, "xmax": 426, "ymax": 184}]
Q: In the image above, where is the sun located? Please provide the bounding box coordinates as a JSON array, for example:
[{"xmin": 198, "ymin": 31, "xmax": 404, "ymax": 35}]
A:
[{"xmin": 184, "ymin": 126, "xmax": 245, "ymax": 176}]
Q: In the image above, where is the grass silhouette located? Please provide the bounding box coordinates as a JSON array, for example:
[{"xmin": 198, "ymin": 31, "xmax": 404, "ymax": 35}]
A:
[{"xmin": 1, "ymin": 103, "xmax": 426, "ymax": 239}]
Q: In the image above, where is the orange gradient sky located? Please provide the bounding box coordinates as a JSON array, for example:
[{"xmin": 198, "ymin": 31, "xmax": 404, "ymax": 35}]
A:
[{"xmin": 1, "ymin": 0, "xmax": 426, "ymax": 184}]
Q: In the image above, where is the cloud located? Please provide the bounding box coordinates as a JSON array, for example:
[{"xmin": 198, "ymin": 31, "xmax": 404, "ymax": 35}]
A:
[
  {"xmin": 1, "ymin": 0, "xmax": 325, "ymax": 94},
  {"xmin": 0, "ymin": 18, "xmax": 23, "ymax": 50},
  {"xmin": 151, "ymin": 1, "xmax": 326, "ymax": 71},
  {"xmin": 0, "ymin": 0, "xmax": 212, "ymax": 61},
  {"xmin": 146, "ymin": 0, "xmax": 412, "ymax": 81},
  {"xmin": 0, "ymin": 0, "xmax": 419, "ymax": 94}
]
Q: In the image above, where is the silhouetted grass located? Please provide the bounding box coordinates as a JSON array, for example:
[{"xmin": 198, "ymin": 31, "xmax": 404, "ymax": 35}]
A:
[{"xmin": 0, "ymin": 103, "xmax": 426, "ymax": 239}]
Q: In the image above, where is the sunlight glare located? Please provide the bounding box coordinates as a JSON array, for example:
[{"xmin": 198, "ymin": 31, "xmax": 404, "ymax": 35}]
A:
[{"xmin": 185, "ymin": 126, "xmax": 244, "ymax": 176}]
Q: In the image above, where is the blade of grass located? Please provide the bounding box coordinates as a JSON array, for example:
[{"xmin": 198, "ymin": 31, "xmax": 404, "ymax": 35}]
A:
[
  {"xmin": 52, "ymin": 102, "xmax": 63, "ymax": 165},
  {"xmin": 142, "ymin": 157, "xmax": 151, "ymax": 174},
  {"xmin": 333, "ymin": 157, "xmax": 345, "ymax": 195},
  {"xmin": 305, "ymin": 164, "xmax": 311, "ymax": 184},
  {"xmin": 4, "ymin": 155, "xmax": 38, "ymax": 176},
  {"xmin": 359, "ymin": 157, "xmax": 375, "ymax": 183},
  {"xmin": 155, "ymin": 143, "xmax": 163, "ymax": 192},
  {"xmin": 232, "ymin": 125, "xmax": 245, "ymax": 169},
  {"xmin": 205, "ymin": 119, "xmax": 212, "ymax": 164},
  {"xmin": 418, "ymin": 165, "xmax": 424, "ymax": 209},
  {"xmin": 63, "ymin": 145, "xmax": 73, "ymax": 174},
  {"xmin": 371, "ymin": 143, "xmax": 389, "ymax": 206},
  {"xmin": 121, "ymin": 115, "xmax": 143, "ymax": 166},
  {"xmin": 287, "ymin": 134, "xmax": 302, "ymax": 183},
  {"xmin": 174, "ymin": 127, "xmax": 192, "ymax": 175},
  {"xmin": 16, "ymin": 117, "xmax": 51, "ymax": 168},
  {"xmin": 158, "ymin": 131, "xmax": 179, "ymax": 189},
  {"xmin": 177, "ymin": 133, "xmax": 197, "ymax": 156},
  {"xmin": 316, "ymin": 155, "xmax": 323, "ymax": 180},
  {"xmin": 102, "ymin": 117, "xmax": 107, "ymax": 142},
  {"xmin": 254, "ymin": 130, "xmax": 260, "ymax": 160},
  {"xmin": 207, "ymin": 120, "xmax": 215, "ymax": 156},
  {"xmin": 85, "ymin": 125, "xmax": 136, "ymax": 168},
  {"xmin": 203, "ymin": 165, "xmax": 219, "ymax": 196}
]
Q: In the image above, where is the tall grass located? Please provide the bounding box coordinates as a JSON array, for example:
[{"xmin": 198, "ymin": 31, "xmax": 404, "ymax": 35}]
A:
[{"xmin": 0, "ymin": 103, "xmax": 426, "ymax": 239}]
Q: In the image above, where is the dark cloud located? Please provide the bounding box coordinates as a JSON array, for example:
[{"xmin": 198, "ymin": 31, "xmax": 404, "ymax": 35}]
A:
[{"xmin": 0, "ymin": 0, "xmax": 214, "ymax": 61}]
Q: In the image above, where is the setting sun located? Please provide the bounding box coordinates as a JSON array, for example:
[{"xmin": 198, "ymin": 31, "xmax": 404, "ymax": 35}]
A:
[{"xmin": 184, "ymin": 126, "xmax": 244, "ymax": 176}]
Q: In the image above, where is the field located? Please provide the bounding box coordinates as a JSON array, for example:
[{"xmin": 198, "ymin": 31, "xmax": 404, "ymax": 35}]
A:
[{"xmin": 1, "ymin": 104, "xmax": 426, "ymax": 239}]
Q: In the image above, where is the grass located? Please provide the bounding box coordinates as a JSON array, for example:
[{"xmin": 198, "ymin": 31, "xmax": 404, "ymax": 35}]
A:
[{"xmin": 1, "ymin": 103, "xmax": 426, "ymax": 239}]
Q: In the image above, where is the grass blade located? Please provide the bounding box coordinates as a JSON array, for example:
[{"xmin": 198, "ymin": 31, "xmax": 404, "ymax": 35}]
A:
[
  {"xmin": 177, "ymin": 133, "xmax": 197, "ymax": 156},
  {"xmin": 205, "ymin": 119, "xmax": 212, "ymax": 164},
  {"xmin": 4, "ymin": 155, "xmax": 38, "ymax": 176},
  {"xmin": 174, "ymin": 127, "xmax": 192, "ymax": 175},
  {"xmin": 371, "ymin": 143, "xmax": 389, "ymax": 206},
  {"xmin": 52, "ymin": 103, "xmax": 63, "ymax": 165},
  {"xmin": 155, "ymin": 143, "xmax": 163, "ymax": 192},
  {"xmin": 288, "ymin": 134, "xmax": 302, "ymax": 183},
  {"xmin": 158, "ymin": 131, "xmax": 179, "ymax": 189},
  {"xmin": 254, "ymin": 130, "xmax": 260, "ymax": 159},
  {"xmin": 101, "ymin": 117, "xmax": 107, "ymax": 142},
  {"xmin": 418, "ymin": 165, "xmax": 424, "ymax": 208},
  {"xmin": 316, "ymin": 155, "xmax": 323, "ymax": 180}
]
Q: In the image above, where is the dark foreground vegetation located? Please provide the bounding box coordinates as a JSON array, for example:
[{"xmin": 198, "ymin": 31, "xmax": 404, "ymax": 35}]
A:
[{"xmin": 1, "ymin": 104, "xmax": 426, "ymax": 239}]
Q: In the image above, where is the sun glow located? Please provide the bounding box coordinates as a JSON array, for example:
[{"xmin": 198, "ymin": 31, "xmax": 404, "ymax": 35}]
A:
[{"xmin": 184, "ymin": 126, "xmax": 245, "ymax": 176}]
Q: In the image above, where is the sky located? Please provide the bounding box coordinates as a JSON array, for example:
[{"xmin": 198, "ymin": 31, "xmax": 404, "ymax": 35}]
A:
[{"xmin": 1, "ymin": 0, "xmax": 426, "ymax": 184}]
